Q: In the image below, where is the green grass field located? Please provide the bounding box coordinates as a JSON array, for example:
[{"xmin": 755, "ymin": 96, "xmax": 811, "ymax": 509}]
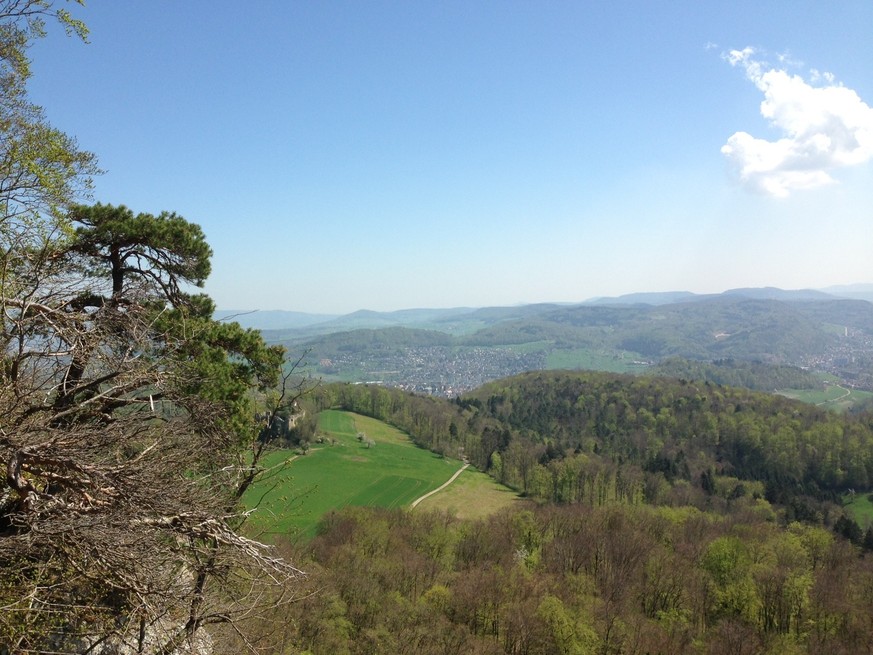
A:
[
  {"xmin": 843, "ymin": 492, "xmax": 873, "ymax": 528},
  {"xmin": 776, "ymin": 384, "xmax": 872, "ymax": 412},
  {"xmin": 413, "ymin": 466, "xmax": 524, "ymax": 519},
  {"xmin": 546, "ymin": 347, "xmax": 650, "ymax": 373},
  {"xmin": 499, "ymin": 340, "xmax": 552, "ymax": 354},
  {"xmin": 242, "ymin": 410, "xmax": 513, "ymax": 541}
]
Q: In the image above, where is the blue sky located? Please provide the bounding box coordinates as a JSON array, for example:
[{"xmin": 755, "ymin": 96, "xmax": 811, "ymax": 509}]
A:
[{"xmin": 30, "ymin": 1, "xmax": 873, "ymax": 314}]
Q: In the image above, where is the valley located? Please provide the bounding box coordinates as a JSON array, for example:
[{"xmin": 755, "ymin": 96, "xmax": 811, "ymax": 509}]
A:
[{"xmin": 252, "ymin": 289, "xmax": 873, "ymax": 403}]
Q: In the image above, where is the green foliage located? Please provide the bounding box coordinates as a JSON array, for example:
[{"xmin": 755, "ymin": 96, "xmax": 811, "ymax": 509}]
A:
[
  {"xmin": 1, "ymin": 202, "xmax": 292, "ymax": 650},
  {"xmin": 1, "ymin": 0, "xmax": 96, "ymax": 228},
  {"xmin": 69, "ymin": 203, "xmax": 212, "ymax": 297},
  {"xmin": 655, "ymin": 356, "xmax": 821, "ymax": 391},
  {"xmin": 271, "ymin": 500, "xmax": 873, "ymax": 654},
  {"xmin": 157, "ymin": 302, "xmax": 286, "ymax": 435},
  {"xmin": 537, "ymin": 594, "xmax": 599, "ymax": 655},
  {"xmin": 241, "ymin": 372, "xmax": 873, "ymax": 653},
  {"xmin": 310, "ymin": 370, "xmax": 873, "ymax": 519},
  {"xmin": 702, "ymin": 536, "xmax": 752, "ymax": 587},
  {"xmin": 225, "ymin": 357, "xmax": 873, "ymax": 654},
  {"xmin": 465, "ymin": 370, "xmax": 873, "ymax": 502}
]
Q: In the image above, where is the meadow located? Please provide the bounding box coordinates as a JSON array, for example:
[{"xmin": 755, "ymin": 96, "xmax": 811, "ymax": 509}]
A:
[
  {"xmin": 242, "ymin": 410, "xmax": 516, "ymax": 541},
  {"xmin": 776, "ymin": 383, "xmax": 873, "ymax": 412},
  {"xmin": 413, "ymin": 466, "xmax": 525, "ymax": 519},
  {"xmin": 545, "ymin": 347, "xmax": 649, "ymax": 373},
  {"xmin": 844, "ymin": 491, "xmax": 873, "ymax": 528}
]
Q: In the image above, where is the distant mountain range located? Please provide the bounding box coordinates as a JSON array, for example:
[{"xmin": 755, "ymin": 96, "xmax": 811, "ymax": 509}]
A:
[
  {"xmin": 213, "ymin": 286, "xmax": 873, "ymax": 397},
  {"xmin": 217, "ymin": 285, "xmax": 873, "ymax": 332}
]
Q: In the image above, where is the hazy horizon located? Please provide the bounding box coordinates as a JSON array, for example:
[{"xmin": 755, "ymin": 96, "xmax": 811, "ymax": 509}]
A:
[
  {"xmin": 216, "ymin": 282, "xmax": 873, "ymax": 316},
  {"xmin": 30, "ymin": 2, "xmax": 873, "ymax": 315}
]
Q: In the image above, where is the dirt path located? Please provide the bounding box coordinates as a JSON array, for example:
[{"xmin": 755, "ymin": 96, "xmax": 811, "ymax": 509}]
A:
[
  {"xmin": 818, "ymin": 385, "xmax": 851, "ymax": 406},
  {"xmin": 411, "ymin": 463, "xmax": 470, "ymax": 509}
]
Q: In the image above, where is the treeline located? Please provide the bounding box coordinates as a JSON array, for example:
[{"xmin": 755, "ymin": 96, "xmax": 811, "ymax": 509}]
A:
[
  {"xmin": 652, "ymin": 357, "xmax": 820, "ymax": 391},
  {"xmin": 242, "ymin": 502, "xmax": 873, "ymax": 655},
  {"xmin": 311, "ymin": 383, "xmax": 465, "ymax": 457},
  {"xmin": 292, "ymin": 326, "xmax": 454, "ymax": 365},
  {"xmin": 467, "ymin": 371, "xmax": 873, "ymax": 499},
  {"xmin": 314, "ymin": 371, "xmax": 873, "ymax": 514}
]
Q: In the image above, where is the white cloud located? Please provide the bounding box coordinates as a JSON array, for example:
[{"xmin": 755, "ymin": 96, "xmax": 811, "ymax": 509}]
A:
[{"xmin": 722, "ymin": 47, "xmax": 873, "ymax": 197}]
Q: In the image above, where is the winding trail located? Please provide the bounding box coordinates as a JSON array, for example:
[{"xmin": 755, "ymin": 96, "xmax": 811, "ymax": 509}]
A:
[
  {"xmin": 411, "ymin": 463, "xmax": 470, "ymax": 509},
  {"xmin": 818, "ymin": 385, "xmax": 851, "ymax": 406}
]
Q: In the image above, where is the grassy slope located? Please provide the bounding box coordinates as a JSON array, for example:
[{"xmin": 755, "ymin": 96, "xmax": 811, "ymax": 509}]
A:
[
  {"xmin": 844, "ymin": 493, "xmax": 873, "ymax": 528},
  {"xmin": 413, "ymin": 466, "xmax": 525, "ymax": 519},
  {"xmin": 776, "ymin": 384, "xmax": 873, "ymax": 413},
  {"xmin": 243, "ymin": 410, "xmax": 517, "ymax": 541},
  {"xmin": 545, "ymin": 347, "xmax": 649, "ymax": 373}
]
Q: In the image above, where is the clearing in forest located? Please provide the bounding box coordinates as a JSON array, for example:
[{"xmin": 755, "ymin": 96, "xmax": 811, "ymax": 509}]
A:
[
  {"xmin": 777, "ymin": 384, "xmax": 872, "ymax": 412},
  {"xmin": 844, "ymin": 492, "xmax": 873, "ymax": 528},
  {"xmin": 242, "ymin": 410, "xmax": 516, "ymax": 540},
  {"xmin": 412, "ymin": 466, "xmax": 525, "ymax": 520}
]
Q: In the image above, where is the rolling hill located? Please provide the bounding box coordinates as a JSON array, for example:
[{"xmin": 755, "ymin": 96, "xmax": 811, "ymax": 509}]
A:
[{"xmin": 226, "ymin": 288, "xmax": 873, "ymax": 397}]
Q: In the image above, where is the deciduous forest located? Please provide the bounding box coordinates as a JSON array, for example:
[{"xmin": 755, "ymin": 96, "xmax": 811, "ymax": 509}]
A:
[{"xmin": 258, "ymin": 375, "xmax": 873, "ymax": 654}]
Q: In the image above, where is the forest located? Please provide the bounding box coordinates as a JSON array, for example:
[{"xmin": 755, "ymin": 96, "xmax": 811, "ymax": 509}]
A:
[
  {"xmin": 309, "ymin": 372, "xmax": 873, "ymax": 513},
  {"xmin": 253, "ymin": 375, "xmax": 873, "ymax": 654},
  {"xmin": 263, "ymin": 502, "xmax": 873, "ymax": 655}
]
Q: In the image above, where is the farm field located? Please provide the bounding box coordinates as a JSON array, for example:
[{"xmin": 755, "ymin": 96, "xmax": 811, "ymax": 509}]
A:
[{"xmin": 243, "ymin": 410, "xmax": 511, "ymax": 541}]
